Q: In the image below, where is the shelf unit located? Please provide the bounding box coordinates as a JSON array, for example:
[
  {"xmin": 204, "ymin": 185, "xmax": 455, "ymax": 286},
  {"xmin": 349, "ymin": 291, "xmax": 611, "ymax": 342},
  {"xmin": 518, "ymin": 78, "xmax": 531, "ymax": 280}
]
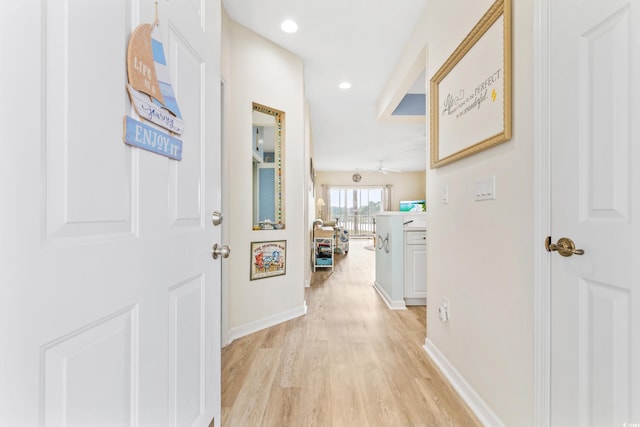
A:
[{"xmin": 313, "ymin": 237, "xmax": 334, "ymax": 271}]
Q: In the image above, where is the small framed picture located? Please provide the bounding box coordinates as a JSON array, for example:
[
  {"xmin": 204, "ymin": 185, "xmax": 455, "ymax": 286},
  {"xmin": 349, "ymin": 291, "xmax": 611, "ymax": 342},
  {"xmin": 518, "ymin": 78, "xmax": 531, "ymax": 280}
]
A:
[{"xmin": 250, "ymin": 240, "xmax": 287, "ymax": 280}]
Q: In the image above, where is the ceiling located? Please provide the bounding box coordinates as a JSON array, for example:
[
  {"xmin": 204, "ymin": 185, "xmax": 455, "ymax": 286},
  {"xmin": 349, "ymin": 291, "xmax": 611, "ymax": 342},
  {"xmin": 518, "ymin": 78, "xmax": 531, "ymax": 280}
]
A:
[{"xmin": 222, "ymin": 0, "xmax": 429, "ymax": 172}]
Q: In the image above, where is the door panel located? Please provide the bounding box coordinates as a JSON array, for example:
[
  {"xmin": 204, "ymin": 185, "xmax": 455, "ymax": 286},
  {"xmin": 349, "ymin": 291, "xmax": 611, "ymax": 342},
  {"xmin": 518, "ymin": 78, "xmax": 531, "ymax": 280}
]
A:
[
  {"xmin": 42, "ymin": 307, "xmax": 138, "ymax": 426},
  {"xmin": 579, "ymin": 279, "xmax": 630, "ymax": 425},
  {"xmin": 45, "ymin": 0, "xmax": 135, "ymax": 242},
  {"xmin": 169, "ymin": 276, "xmax": 206, "ymax": 426},
  {"xmin": 579, "ymin": 6, "xmax": 630, "ymax": 224},
  {"xmin": 168, "ymin": 27, "xmax": 205, "ymax": 228},
  {"xmin": 550, "ymin": 0, "xmax": 638, "ymax": 425}
]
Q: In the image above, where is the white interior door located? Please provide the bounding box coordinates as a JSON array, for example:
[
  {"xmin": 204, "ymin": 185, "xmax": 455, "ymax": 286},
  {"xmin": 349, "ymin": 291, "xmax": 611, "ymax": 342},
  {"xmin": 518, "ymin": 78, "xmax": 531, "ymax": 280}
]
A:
[
  {"xmin": 550, "ymin": 0, "xmax": 639, "ymax": 425},
  {"xmin": 0, "ymin": 1, "xmax": 221, "ymax": 426}
]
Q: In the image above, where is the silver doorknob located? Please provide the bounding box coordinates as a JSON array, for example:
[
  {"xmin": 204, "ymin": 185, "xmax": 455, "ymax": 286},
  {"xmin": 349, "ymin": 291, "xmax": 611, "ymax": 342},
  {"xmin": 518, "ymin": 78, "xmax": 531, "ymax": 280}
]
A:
[
  {"xmin": 212, "ymin": 243, "xmax": 231, "ymax": 260},
  {"xmin": 211, "ymin": 211, "xmax": 224, "ymax": 226}
]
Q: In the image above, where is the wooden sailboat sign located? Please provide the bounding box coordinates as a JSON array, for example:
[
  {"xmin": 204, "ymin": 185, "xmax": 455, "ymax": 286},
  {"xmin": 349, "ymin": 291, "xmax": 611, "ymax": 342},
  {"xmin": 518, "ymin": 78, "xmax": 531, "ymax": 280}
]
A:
[
  {"xmin": 126, "ymin": 22, "xmax": 183, "ymax": 134},
  {"xmin": 124, "ymin": 17, "xmax": 184, "ymax": 159},
  {"xmin": 127, "ymin": 23, "xmax": 165, "ymax": 105}
]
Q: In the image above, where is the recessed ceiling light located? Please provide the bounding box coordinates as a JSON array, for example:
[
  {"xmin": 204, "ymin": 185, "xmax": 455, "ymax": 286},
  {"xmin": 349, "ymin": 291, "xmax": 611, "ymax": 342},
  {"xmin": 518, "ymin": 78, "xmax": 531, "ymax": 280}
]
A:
[
  {"xmin": 339, "ymin": 82, "xmax": 352, "ymax": 90},
  {"xmin": 281, "ymin": 19, "xmax": 298, "ymax": 33}
]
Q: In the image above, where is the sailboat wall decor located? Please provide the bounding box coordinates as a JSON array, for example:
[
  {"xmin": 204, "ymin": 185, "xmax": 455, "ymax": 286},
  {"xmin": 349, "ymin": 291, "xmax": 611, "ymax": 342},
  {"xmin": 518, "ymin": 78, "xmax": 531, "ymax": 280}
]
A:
[
  {"xmin": 124, "ymin": 16, "xmax": 184, "ymax": 160},
  {"xmin": 127, "ymin": 23, "xmax": 164, "ymax": 104},
  {"xmin": 123, "ymin": 116, "xmax": 182, "ymax": 160}
]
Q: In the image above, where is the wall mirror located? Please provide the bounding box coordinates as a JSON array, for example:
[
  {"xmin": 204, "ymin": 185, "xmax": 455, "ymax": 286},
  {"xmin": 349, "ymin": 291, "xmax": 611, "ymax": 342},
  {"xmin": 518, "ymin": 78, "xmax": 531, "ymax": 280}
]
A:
[{"xmin": 252, "ymin": 103, "xmax": 285, "ymax": 230}]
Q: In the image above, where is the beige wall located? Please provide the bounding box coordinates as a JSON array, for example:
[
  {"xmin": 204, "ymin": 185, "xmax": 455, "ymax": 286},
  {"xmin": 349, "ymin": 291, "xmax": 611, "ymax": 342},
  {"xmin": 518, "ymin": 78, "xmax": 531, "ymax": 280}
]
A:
[
  {"xmin": 314, "ymin": 171, "xmax": 427, "ymax": 212},
  {"xmin": 221, "ymin": 12, "xmax": 308, "ymax": 342},
  {"xmin": 384, "ymin": 0, "xmax": 535, "ymax": 425},
  {"xmin": 222, "ymin": 0, "xmax": 535, "ymax": 422},
  {"xmin": 304, "ymin": 105, "xmax": 314, "ymax": 286}
]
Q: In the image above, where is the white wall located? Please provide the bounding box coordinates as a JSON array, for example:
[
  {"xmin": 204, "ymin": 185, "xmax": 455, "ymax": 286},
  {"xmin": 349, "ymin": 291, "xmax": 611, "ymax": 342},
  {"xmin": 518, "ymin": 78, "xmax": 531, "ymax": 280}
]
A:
[
  {"xmin": 383, "ymin": 1, "xmax": 535, "ymax": 425},
  {"xmin": 314, "ymin": 171, "xmax": 426, "ymax": 211},
  {"xmin": 221, "ymin": 12, "xmax": 307, "ymax": 342},
  {"xmin": 304, "ymin": 104, "xmax": 314, "ymax": 287}
]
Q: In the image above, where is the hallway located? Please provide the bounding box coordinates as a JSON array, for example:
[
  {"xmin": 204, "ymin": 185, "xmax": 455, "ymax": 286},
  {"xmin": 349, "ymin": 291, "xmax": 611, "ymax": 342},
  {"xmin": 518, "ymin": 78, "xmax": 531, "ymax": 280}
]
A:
[{"xmin": 221, "ymin": 239, "xmax": 482, "ymax": 426}]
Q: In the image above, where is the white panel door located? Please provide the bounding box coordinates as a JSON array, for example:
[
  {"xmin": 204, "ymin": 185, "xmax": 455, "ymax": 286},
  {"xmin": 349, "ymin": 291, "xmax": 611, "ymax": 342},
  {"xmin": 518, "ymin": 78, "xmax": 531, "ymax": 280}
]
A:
[
  {"xmin": 0, "ymin": 1, "xmax": 222, "ymax": 426},
  {"xmin": 550, "ymin": 0, "xmax": 639, "ymax": 425}
]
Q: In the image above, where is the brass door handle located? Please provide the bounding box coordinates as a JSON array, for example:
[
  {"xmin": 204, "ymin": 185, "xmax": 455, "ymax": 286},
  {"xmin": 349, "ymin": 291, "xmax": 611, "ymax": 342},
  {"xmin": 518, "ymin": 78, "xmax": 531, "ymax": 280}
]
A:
[{"xmin": 545, "ymin": 236, "xmax": 585, "ymax": 257}]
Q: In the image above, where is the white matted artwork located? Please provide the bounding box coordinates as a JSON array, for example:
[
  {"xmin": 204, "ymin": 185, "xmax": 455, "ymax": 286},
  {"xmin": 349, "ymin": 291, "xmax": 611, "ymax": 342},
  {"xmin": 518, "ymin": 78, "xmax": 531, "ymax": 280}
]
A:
[{"xmin": 430, "ymin": 0, "xmax": 512, "ymax": 168}]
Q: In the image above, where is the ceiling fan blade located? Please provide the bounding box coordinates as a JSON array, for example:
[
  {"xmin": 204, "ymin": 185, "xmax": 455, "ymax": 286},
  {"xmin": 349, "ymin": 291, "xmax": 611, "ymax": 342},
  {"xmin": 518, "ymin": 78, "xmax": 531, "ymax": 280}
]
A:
[
  {"xmin": 380, "ymin": 167, "xmax": 401, "ymax": 173},
  {"xmin": 354, "ymin": 163, "xmax": 402, "ymax": 174}
]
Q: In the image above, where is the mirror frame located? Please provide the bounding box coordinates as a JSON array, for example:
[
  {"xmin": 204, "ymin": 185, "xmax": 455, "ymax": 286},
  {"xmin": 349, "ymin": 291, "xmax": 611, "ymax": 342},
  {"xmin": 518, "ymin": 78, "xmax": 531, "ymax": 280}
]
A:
[{"xmin": 252, "ymin": 102, "xmax": 285, "ymax": 228}]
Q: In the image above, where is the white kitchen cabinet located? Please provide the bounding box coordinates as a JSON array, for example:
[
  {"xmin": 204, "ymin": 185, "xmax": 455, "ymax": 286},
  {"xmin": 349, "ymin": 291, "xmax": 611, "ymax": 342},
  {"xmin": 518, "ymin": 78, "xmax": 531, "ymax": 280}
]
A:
[{"xmin": 404, "ymin": 230, "xmax": 427, "ymax": 305}]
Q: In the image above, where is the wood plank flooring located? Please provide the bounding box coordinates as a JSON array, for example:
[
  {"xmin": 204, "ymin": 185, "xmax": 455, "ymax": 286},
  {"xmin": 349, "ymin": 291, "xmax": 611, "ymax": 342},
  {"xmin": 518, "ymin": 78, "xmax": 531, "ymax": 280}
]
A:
[{"xmin": 222, "ymin": 239, "xmax": 483, "ymax": 427}]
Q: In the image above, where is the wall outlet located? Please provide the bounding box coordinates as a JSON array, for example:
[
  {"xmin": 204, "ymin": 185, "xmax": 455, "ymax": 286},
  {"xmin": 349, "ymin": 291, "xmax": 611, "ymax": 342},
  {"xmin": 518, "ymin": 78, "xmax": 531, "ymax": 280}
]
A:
[{"xmin": 438, "ymin": 299, "xmax": 449, "ymax": 322}]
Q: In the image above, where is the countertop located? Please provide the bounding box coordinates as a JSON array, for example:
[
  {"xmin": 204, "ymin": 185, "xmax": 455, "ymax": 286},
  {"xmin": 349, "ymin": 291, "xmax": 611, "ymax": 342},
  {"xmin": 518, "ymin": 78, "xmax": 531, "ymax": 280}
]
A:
[{"xmin": 404, "ymin": 226, "xmax": 426, "ymax": 231}]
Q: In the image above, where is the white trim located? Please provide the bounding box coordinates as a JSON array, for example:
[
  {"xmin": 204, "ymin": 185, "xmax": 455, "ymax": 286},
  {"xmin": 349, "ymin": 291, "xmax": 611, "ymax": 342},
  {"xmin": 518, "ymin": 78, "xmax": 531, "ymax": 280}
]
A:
[
  {"xmin": 533, "ymin": 0, "xmax": 552, "ymax": 425},
  {"xmin": 222, "ymin": 330, "xmax": 231, "ymax": 348},
  {"xmin": 220, "ymin": 77, "xmax": 230, "ymax": 350},
  {"xmin": 372, "ymin": 282, "xmax": 407, "ymax": 310},
  {"xmin": 423, "ymin": 339, "xmax": 506, "ymax": 427},
  {"xmin": 404, "ymin": 297, "xmax": 426, "ymax": 306},
  {"xmin": 225, "ymin": 302, "xmax": 308, "ymax": 345}
]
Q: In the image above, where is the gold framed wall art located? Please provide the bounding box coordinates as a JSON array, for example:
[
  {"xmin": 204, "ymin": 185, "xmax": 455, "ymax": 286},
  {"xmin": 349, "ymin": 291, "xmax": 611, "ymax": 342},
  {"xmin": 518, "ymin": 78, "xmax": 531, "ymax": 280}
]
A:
[{"xmin": 430, "ymin": 0, "xmax": 512, "ymax": 168}]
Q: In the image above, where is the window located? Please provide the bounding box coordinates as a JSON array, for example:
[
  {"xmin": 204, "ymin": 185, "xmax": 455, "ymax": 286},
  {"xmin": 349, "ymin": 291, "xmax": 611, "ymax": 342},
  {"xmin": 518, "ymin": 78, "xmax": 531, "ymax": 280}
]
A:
[{"xmin": 328, "ymin": 187, "xmax": 383, "ymax": 237}]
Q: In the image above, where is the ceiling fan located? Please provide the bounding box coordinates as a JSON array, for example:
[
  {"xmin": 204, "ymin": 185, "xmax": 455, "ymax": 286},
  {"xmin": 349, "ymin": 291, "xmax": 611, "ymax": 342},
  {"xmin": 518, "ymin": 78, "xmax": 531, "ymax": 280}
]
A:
[{"xmin": 356, "ymin": 162, "xmax": 402, "ymax": 175}]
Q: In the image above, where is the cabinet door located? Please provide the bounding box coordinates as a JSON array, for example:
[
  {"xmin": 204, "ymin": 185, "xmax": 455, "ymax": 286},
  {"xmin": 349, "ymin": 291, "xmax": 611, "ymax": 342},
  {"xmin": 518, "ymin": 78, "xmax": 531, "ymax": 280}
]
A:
[{"xmin": 405, "ymin": 244, "xmax": 427, "ymax": 298}]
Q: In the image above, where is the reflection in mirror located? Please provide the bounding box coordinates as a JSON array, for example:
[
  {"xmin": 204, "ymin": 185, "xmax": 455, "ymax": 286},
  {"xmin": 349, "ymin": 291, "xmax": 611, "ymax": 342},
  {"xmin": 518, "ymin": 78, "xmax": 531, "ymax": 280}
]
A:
[{"xmin": 252, "ymin": 103, "xmax": 285, "ymax": 230}]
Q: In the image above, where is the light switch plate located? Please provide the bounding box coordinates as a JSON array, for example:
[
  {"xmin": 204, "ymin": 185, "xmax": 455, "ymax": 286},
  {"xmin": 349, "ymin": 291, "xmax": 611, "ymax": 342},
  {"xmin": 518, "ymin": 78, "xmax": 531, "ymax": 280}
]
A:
[
  {"xmin": 442, "ymin": 185, "xmax": 449, "ymax": 204},
  {"xmin": 475, "ymin": 176, "xmax": 496, "ymax": 201}
]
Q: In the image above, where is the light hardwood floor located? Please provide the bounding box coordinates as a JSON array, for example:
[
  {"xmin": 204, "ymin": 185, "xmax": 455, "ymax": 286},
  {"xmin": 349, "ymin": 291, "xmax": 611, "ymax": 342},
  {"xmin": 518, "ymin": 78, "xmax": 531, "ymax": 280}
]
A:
[{"xmin": 222, "ymin": 239, "xmax": 483, "ymax": 427}]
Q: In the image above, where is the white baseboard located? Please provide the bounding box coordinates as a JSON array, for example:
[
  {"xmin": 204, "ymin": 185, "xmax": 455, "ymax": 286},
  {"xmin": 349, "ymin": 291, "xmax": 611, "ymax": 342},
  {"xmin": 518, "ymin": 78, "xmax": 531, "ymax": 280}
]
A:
[
  {"xmin": 227, "ymin": 301, "xmax": 308, "ymax": 344},
  {"xmin": 423, "ymin": 338, "xmax": 505, "ymax": 427},
  {"xmin": 372, "ymin": 282, "xmax": 407, "ymax": 310},
  {"xmin": 222, "ymin": 329, "xmax": 232, "ymax": 347},
  {"xmin": 404, "ymin": 297, "xmax": 426, "ymax": 306}
]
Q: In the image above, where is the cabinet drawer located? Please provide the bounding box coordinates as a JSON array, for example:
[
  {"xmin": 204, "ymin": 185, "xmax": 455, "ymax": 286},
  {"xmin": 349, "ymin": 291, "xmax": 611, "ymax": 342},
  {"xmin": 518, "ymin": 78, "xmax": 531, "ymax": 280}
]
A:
[{"xmin": 405, "ymin": 231, "xmax": 426, "ymax": 244}]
